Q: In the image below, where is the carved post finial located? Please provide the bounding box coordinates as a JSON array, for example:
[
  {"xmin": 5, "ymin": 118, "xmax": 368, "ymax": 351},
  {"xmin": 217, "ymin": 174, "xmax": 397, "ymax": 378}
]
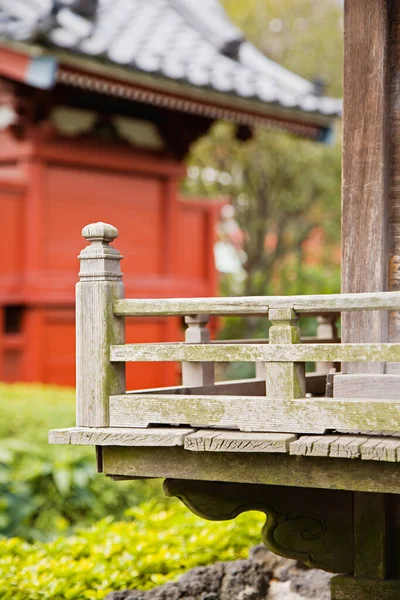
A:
[
  {"xmin": 79, "ymin": 222, "xmax": 123, "ymax": 283},
  {"xmin": 82, "ymin": 222, "xmax": 119, "ymax": 243}
]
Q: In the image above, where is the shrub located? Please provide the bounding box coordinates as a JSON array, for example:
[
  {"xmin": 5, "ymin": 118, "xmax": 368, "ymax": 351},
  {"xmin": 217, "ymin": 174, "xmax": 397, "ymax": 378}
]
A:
[
  {"xmin": 0, "ymin": 384, "xmax": 163, "ymax": 540},
  {"xmin": 0, "ymin": 499, "xmax": 264, "ymax": 600}
]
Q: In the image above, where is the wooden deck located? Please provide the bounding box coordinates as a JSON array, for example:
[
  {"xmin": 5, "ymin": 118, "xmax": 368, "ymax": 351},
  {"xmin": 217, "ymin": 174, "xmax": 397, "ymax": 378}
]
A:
[{"xmin": 49, "ymin": 426, "xmax": 400, "ymax": 462}]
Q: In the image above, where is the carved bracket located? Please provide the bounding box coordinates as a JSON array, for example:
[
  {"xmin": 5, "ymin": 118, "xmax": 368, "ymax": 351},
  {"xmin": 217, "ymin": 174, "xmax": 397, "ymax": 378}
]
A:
[{"xmin": 164, "ymin": 479, "xmax": 353, "ymax": 574}]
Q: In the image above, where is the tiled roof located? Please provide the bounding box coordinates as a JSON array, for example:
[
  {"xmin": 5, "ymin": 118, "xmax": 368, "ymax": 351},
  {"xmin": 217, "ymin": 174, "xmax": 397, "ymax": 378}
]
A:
[{"xmin": 0, "ymin": 0, "xmax": 342, "ymax": 120}]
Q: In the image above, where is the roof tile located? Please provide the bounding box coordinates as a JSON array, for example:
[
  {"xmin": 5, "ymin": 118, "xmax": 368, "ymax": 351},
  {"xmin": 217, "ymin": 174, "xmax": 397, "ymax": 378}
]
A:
[{"xmin": 0, "ymin": 0, "xmax": 342, "ymax": 119}]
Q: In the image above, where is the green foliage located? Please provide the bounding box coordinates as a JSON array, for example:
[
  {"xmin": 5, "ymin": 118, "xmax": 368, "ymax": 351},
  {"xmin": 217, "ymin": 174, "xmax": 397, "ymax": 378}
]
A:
[
  {"xmin": 183, "ymin": 0, "xmax": 343, "ymax": 343},
  {"xmin": 221, "ymin": 0, "xmax": 343, "ymax": 97},
  {"xmin": 185, "ymin": 124, "xmax": 342, "ymax": 300},
  {"xmin": 0, "ymin": 384, "xmax": 163, "ymax": 541},
  {"xmin": 0, "ymin": 499, "xmax": 264, "ymax": 600}
]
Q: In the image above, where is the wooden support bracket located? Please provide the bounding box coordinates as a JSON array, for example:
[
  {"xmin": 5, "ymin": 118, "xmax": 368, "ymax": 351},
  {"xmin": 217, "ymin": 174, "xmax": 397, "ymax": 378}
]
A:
[{"xmin": 164, "ymin": 479, "xmax": 353, "ymax": 574}]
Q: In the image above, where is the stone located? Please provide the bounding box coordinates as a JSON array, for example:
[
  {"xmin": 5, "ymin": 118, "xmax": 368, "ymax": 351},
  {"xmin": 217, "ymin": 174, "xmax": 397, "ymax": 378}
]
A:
[
  {"xmin": 104, "ymin": 546, "xmax": 332, "ymax": 600},
  {"xmin": 178, "ymin": 564, "xmax": 223, "ymax": 597},
  {"xmin": 220, "ymin": 559, "xmax": 268, "ymax": 600},
  {"xmin": 249, "ymin": 544, "xmax": 296, "ymax": 580},
  {"xmin": 289, "ymin": 567, "xmax": 332, "ymax": 599}
]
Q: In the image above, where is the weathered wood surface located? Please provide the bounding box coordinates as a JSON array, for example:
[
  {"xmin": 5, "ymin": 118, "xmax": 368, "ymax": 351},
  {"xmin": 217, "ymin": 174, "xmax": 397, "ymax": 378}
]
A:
[
  {"xmin": 109, "ymin": 394, "xmax": 400, "ymax": 433},
  {"xmin": 334, "ymin": 374, "xmax": 400, "ymax": 399},
  {"xmin": 331, "ymin": 576, "xmax": 400, "ymax": 600},
  {"xmin": 388, "ymin": 2, "xmax": 400, "ymax": 369},
  {"xmin": 291, "ymin": 434, "xmax": 400, "ymax": 462},
  {"xmin": 265, "ymin": 308, "xmax": 306, "ymax": 399},
  {"xmin": 101, "ymin": 445, "xmax": 400, "ymax": 494},
  {"xmin": 49, "ymin": 424, "xmax": 400, "ymax": 464},
  {"xmin": 353, "ymin": 492, "xmax": 388, "ymax": 580},
  {"xmin": 184, "ymin": 430, "xmax": 297, "ymax": 453},
  {"xmin": 341, "ymin": 0, "xmax": 391, "ymax": 375},
  {"xmin": 114, "ymin": 291, "xmax": 400, "ymax": 317},
  {"xmin": 182, "ymin": 314, "xmax": 214, "ymax": 386},
  {"xmin": 49, "ymin": 427, "xmax": 194, "ymax": 446},
  {"xmin": 110, "ymin": 342, "xmax": 400, "ymax": 363},
  {"xmin": 210, "ymin": 336, "xmax": 340, "ymax": 344},
  {"xmin": 76, "ymin": 222, "xmax": 125, "ymax": 427}
]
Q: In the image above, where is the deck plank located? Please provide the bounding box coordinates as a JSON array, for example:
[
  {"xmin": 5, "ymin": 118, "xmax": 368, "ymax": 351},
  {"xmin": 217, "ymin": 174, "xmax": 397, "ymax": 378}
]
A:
[
  {"xmin": 49, "ymin": 427, "xmax": 195, "ymax": 446},
  {"xmin": 184, "ymin": 430, "xmax": 297, "ymax": 453}
]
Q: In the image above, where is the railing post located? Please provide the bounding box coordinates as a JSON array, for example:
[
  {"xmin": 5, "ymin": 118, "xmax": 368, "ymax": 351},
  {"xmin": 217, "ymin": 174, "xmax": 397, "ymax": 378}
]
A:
[
  {"xmin": 76, "ymin": 222, "xmax": 125, "ymax": 427},
  {"xmin": 266, "ymin": 308, "xmax": 306, "ymax": 399},
  {"xmin": 182, "ymin": 314, "xmax": 214, "ymax": 386}
]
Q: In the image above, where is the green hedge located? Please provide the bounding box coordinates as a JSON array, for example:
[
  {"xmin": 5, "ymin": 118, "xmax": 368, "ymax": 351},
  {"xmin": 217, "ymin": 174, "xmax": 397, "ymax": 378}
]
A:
[
  {"xmin": 0, "ymin": 499, "xmax": 264, "ymax": 600},
  {"xmin": 0, "ymin": 384, "xmax": 163, "ymax": 540}
]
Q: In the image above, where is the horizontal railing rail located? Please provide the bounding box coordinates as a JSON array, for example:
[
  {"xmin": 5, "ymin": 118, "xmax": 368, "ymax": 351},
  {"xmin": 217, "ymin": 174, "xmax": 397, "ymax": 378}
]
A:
[
  {"xmin": 108, "ymin": 394, "xmax": 400, "ymax": 433},
  {"xmin": 114, "ymin": 291, "xmax": 400, "ymax": 316},
  {"xmin": 110, "ymin": 342, "xmax": 400, "ymax": 363},
  {"xmin": 209, "ymin": 337, "xmax": 340, "ymax": 344}
]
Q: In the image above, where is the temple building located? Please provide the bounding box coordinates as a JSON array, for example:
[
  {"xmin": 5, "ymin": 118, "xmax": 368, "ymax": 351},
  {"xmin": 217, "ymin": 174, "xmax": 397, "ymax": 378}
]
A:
[{"xmin": 0, "ymin": 0, "xmax": 341, "ymax": 388}]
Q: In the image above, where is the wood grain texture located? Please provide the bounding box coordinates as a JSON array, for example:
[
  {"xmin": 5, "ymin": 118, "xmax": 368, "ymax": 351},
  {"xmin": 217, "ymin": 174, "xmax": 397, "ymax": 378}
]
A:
[
  {"xmin": 110, "ymin": 342, "xmax": 400, "ymax": 363},
  {"xmin": 388, "ymin": 2, "xmax": 400, "ymax": 359},
  {"xmin": 48, "ymin": 426, "xmax": 194, "ymax": 446},
  {"xmin": 341, "ymin": 0, "xmax": 391, "ymax": 374},
  {"xmin": 333, "ymin": 374, "xmax": 400, "ymax": 399},
  {"xmin": 353, "ymin": 492, "xmax": 388, "ymax": 579},
  {"xmin": 114, "ymin": 291, "xmax": 400, "ymax": 317},
  {"xmin": 109, "ymin": 394, "xmax": 400, "ymax": 433},
  {"xmin": 184, "ymin": 430, "xmax": 297, "ymax": 453},
  {"xmin": 290, "ymin": 434, "xmax": 400, "ymax": 462},
  {"xmin": 101, "ymin": 446, "xmax": 400, "ymax": 494}
]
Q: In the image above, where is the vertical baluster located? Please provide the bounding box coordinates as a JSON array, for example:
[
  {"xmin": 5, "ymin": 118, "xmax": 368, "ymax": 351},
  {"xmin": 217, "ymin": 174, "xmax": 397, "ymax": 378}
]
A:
[
  {"xmin": 316, "ymin": 314, "xmax": 339, "ymax": 374},
  {"xmin": 76, "ymin": 222, "xmax": 125, "ymax": 427},
  {"xmin": 256, "ymin": 361, "xmax": 266, "ymax": 379},
  {"xmin": 265, "ymin": 308, "xmax": 306, "ymax": 399},
  {"xmin": 182, "ymin": 314, "xmax": 214, "ymax": 386}
]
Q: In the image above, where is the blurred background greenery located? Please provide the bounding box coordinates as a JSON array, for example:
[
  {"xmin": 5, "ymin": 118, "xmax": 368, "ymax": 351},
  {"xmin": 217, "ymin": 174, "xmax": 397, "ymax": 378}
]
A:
[
  {"xmin": 186, "ymin": 0, "xmax": 343, "ymax": 366},
  {"xmin": 186, "ymin": 0, "xmax": 342, "ymax": 303},
  {"xmin": 0, "ymin": 1, "xmax": 343, "ymax": 597}
]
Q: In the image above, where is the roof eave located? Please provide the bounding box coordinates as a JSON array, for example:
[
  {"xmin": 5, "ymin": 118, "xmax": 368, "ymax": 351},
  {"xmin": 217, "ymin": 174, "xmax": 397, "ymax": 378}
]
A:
[{"xmin": 0, "ymin": 39, "xmax": 339, "ymax": 140}]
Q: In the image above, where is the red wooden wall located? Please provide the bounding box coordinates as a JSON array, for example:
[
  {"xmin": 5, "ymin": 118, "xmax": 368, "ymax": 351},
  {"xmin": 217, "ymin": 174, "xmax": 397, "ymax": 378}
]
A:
[{"xmin": 0, "ymin": 128, "xmax": 221, "ymax": 389}]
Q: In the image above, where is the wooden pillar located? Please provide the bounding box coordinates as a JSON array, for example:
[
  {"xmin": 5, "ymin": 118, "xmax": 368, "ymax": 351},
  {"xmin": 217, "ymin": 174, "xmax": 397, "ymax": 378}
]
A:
[
  {"xmin": 341, "ymin": 0, "xmax": 391, "ymax": 373},
  {"xmin": 337, "ymin": 7, "xmax": 400, "ymax": 594},
  {"xmin": 331, "ymin": 493, "xmax": 397, "ymax": 600},
  {"xmin": 388, "ymin": 3, "xmax": 400, "ymax": 372}
]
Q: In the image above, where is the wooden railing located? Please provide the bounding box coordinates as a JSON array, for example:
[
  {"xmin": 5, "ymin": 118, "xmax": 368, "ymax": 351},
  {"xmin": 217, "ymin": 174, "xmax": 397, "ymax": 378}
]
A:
[{"xmin": 76, "ymin": 223, "xmax": 400, "ymax": 435}]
